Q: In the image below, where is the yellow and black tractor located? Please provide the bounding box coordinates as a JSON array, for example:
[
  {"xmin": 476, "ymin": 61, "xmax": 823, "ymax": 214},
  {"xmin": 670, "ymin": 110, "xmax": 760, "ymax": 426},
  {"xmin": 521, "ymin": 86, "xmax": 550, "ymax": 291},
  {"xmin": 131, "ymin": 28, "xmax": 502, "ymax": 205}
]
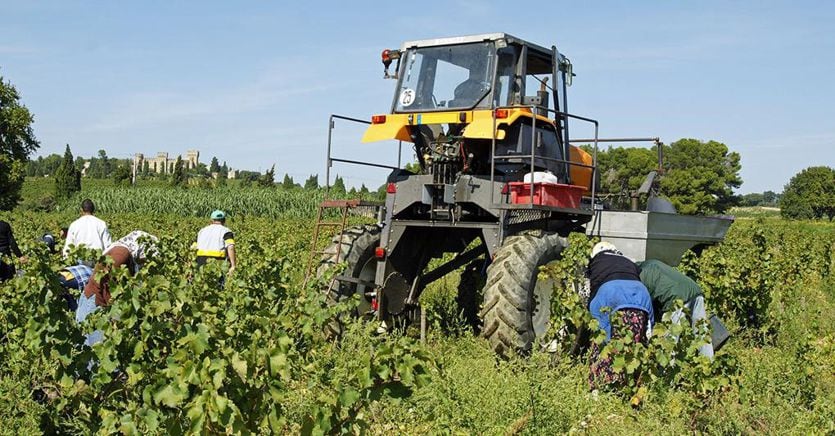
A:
[{"xmin": 312, "ymin": 33, "xmax": 731, "ymax": 356}]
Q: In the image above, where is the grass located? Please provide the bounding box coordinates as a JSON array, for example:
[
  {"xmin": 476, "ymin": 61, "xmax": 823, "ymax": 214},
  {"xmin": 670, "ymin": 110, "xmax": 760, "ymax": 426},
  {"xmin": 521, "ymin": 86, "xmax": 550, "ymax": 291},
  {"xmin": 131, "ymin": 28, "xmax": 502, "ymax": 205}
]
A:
[{"xmin": 358, "ymin": 249, "xmax": 835, "ymax": 434}]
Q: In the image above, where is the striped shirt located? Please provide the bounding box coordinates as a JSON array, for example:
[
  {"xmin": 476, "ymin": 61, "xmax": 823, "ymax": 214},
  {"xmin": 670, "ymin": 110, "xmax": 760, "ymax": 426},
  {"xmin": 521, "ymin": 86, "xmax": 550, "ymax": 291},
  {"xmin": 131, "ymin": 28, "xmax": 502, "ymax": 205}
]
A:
[{"xmin": 60, "ymin": 264, "xmax": 94, "ymax": 290}]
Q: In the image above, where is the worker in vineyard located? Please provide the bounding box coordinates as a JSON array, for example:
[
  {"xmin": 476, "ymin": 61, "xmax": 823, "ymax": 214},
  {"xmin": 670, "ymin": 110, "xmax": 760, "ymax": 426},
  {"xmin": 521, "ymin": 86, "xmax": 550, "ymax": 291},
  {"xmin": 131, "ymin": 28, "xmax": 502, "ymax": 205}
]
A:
[
  {"xmin": 46, "ymin": 228, "xmax": 69, "ymax": 254},
  {"xmin": 586, "ymin": 241, "xmax": 654, "ymax": 390},
  {"xmin": 56, "ymin": 264, "xmax": 93, "ymax": 311},
  {"xmin": 42, "ymin": 233, "xmax": 58, "ymax": 254},
  {"xmin": 0, "ymin": 219, "xmax": 23, "ymax": 282},
  {"xmin": 63, "ymin": 199, "xmax": 111, "ymax": 262},
  {"xmin": 194, "ymin": 210, "xmax": 237, "ymax": 278},
  {"xmin": 77, "ymin": 231, "xmax": 159, "ymax": 318},
  {"xmin": 637, "ymin": 259, "xmax": 713, "ymax": 359},
  {"xmin": 75, "ymin": 230, "xmax": 158, "ymax": 351}
]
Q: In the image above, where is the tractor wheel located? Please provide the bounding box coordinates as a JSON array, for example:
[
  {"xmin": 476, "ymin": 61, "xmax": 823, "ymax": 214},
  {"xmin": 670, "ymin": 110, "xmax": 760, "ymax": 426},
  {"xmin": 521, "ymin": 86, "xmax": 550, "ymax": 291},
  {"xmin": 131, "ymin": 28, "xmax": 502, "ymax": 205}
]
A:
[
  {"xmin": 318, "ymin": 225, "xmax": 381, "ymax": 336},
  {"xmin": 457, "ymin": 260, "xmax": 486, "ymax": 334},
  {"xmin": 480, "ymin": 232, "xmax": 567, "ymax": 356}
]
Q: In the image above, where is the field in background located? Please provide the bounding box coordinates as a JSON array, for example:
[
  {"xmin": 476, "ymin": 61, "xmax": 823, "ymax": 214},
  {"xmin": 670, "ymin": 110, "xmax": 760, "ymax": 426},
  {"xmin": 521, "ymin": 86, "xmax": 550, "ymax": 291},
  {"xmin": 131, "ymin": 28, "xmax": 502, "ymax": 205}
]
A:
[
  {"xmin": 19, "ymin": 177, "xmax": 792, "ymax": 221},
  {"xmin": 16, "ymin": 177, "xmax": 374, "ymax": 219},
  {"xmin": 729, "ymin": 206, "xmax": 782, "ymax": 219}
]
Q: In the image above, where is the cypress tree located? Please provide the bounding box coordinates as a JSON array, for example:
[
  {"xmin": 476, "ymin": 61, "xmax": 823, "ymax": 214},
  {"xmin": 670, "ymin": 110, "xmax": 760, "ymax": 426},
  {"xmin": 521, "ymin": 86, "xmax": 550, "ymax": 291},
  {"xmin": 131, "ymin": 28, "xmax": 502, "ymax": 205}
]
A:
[
  {"xmin": 303, "ymin": 174, "xmax": 319, "ymax": 190},
  {"xmin": 171, "ymin": 156, "xmax": 187, "ymax": 187},
  {"xmin": 282, "ymin": 173, "xmax": 295, "ymax": 189},
  {"xmin": 258, "ymin": 164, "xmax": 276, "ymax": 187},
  {"xmin": 331, "ymin": 175, "xmax": 346, "ymax": 195},
  {"xmin": 54, "ymin": 144, "xmax": 81, "ymax": 198}
]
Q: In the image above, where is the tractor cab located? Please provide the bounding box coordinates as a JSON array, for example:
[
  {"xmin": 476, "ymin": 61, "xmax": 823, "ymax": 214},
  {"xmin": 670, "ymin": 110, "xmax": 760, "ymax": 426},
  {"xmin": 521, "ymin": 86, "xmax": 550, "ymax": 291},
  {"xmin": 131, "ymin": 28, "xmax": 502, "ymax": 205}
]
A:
[
  {"xmin": 366, "ymin": 33, "xmax": 586, "ymax": 192},
  {"xmin": 385, "ymin": 33, "xmax": 571, "ymax": 115}
]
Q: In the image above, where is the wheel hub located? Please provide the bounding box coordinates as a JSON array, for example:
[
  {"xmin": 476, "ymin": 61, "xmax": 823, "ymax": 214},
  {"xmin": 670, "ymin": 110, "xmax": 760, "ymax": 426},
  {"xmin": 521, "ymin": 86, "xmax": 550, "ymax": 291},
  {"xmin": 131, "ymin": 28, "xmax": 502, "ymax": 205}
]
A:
[{"xmin": 356, "ymin": 257, "xmax": 377, "ymax": 316}]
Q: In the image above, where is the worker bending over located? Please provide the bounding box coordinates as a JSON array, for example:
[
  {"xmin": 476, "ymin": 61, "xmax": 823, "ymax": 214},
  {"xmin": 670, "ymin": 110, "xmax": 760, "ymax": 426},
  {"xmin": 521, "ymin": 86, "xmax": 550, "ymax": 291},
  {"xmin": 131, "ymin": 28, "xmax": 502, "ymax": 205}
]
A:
[
  {"xmin": 637, "ymin": 259, "xmax": 713, "ymax": 359},
  {"xmin": 586, "ymin": 241, "xmax": 654, "ymax": 390},
  {"xmin": 75, "ymin": 230, "xmax": 158, "ymax": 348}
]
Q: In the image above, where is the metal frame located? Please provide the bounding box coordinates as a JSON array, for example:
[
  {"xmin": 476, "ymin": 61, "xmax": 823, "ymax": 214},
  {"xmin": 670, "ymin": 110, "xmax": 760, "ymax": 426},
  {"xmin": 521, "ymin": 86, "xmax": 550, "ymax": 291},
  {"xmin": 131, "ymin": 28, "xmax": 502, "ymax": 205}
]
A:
[
  {"xmin": 488, "ymin": 105, "xmax": 599, "ymax": 213},
  {"xmin": 568, "ymin": 137, "xmax": 663, "ymax": 211},
  {"xmin": 303, "ymin": 200, "xmax": 353, "ymax": 286},
  {"xmin": 306, "ymin": 114, "xmax": 404, "ymax": 286},
  {"xmin": 569, "ymin": 137, "xmax": 662, "ymax": 171},
  {"xmin": 325, "ymin": 104, "xmax": 602, "ymax": 223},
  {"xmin": 325, "ymin": 114, "xmax": 403, "ymax": 194}
]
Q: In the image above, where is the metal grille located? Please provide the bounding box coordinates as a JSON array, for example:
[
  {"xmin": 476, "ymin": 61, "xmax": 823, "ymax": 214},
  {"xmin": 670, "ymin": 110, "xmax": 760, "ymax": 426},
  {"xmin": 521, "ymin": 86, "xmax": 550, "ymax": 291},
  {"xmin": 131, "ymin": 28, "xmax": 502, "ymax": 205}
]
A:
[{"xmin": 506, "ymin": 209, "xmax": 551, "ymax": 225}]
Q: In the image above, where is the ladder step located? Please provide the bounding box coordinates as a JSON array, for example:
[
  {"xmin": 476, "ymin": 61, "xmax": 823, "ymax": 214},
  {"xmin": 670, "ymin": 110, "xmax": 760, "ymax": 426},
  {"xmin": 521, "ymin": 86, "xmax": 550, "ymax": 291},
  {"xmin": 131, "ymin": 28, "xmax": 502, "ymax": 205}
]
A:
[
  {"xmin": 320, "ymin": 199, "xmax": 362, "ymax": 208},
  {"xmin": 316, "ymin": 222, "xmax": 345, "ymax": 227}
]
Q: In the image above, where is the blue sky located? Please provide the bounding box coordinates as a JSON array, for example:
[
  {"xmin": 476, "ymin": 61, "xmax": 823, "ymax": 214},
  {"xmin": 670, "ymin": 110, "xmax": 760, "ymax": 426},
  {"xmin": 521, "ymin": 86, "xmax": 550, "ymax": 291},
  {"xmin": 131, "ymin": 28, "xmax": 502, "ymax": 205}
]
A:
[{"xmin": 2, "ymin": 1, "xmax": 833, "ymax": 193}]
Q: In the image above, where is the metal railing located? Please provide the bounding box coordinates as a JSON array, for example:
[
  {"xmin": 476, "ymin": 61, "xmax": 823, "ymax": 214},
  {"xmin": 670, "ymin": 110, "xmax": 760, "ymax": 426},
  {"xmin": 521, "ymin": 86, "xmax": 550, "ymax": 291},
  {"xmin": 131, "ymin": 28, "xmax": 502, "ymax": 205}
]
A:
[
  {"xmin": 325, "ymin": 110, "xmax": 605, "ymax": 217},
  {"xmin": 569, "ymin": 137, "xmax": 662, "ymax": 172},
  {"xmin": 568, "ymin": 137, "xmax": 663, "ymax": 212},
  {"xmin": 325, "ymin": 114, "xmax": 403, "ymax": 195},
  {"xmin": 488, "ymin": 105, "xmax": 599, "ymax": 213}
]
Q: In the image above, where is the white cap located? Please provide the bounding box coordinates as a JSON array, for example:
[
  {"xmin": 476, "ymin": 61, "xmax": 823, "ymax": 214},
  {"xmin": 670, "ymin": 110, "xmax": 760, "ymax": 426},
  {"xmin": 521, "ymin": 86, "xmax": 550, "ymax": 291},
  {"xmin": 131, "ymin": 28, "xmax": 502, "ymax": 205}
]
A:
[{"xmin": 591, "ymin": 241, "xmax": 619, "ymax": 258}]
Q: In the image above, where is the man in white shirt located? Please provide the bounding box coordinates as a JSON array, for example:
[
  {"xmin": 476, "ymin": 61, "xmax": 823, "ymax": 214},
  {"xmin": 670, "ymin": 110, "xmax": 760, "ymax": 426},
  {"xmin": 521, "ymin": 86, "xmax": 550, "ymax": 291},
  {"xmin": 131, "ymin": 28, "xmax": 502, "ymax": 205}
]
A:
[
  {"xmin": 195, "ymin": 210, "xmax": 237, "ymax": 276},
  {"xmin": 63, "ymin": 199, "xmax": 112, "ymax": 259}
]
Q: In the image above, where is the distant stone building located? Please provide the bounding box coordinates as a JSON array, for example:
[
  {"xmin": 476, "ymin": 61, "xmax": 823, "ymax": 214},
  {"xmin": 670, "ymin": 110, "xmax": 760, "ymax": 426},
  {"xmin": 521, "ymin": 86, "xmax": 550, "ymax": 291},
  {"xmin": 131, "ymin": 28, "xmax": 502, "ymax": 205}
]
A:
[{"xmin": 134, "ymin": 150, "xmax": 199, "ymax": 174}]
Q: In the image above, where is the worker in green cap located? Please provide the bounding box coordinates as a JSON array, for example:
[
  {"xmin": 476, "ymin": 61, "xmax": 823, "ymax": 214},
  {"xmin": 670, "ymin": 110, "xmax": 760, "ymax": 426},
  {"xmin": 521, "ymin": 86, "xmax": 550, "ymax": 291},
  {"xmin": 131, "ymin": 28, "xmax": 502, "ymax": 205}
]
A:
[{"xmin": 195, "ymin": 210, "xmax": 237, "ymax": 277}]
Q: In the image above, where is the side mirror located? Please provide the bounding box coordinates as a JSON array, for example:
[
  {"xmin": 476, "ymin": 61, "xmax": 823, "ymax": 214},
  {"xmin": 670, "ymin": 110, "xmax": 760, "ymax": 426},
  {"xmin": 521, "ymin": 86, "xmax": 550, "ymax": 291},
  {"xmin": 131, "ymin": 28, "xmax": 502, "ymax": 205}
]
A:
[
  {"xmin": 561, "ymin": 58, "xmax": 574, "ymax": 86},
  {"xmin": 382, "ymin": 49, "xmax": 401, "ymax": 79}
]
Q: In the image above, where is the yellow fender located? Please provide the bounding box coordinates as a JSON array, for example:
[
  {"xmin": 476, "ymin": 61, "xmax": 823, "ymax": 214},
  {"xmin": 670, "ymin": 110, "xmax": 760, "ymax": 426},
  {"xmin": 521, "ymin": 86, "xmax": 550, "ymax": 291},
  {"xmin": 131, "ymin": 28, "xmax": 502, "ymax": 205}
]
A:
[
  {"xmin": 361, "ymin": 108, "xmax": 562, "ymax": 146},
  {"xmin": 362, "ymin": 115, "xmax": 412, "ymax": 143},
  {"xmin": 462, "ymin": 108, "xmax": 554, "ymax": 140},
  {"xmin": 359, "ymin": 109, "xmax": 594, "ymax": 193}
]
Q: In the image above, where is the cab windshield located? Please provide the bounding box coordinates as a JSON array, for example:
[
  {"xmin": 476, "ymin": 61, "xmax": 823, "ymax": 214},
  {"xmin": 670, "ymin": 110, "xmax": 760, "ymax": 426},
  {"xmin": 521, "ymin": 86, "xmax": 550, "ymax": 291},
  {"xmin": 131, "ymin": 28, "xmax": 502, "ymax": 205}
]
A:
[{"xmin": 394, "ymin": 42, "xmax": 495, "ymax": 112}]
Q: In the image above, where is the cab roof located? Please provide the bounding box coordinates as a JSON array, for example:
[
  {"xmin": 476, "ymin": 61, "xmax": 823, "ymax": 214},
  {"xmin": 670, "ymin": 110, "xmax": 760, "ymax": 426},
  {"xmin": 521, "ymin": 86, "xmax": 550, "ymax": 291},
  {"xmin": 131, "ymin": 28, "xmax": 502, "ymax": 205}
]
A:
[
  {"xmin": 400, "ymin": 33, "xmax": 559, "ymax": 75},
  {"xmin": 400, "ymin": 32, "xmax": 553, "ymax": 58}
]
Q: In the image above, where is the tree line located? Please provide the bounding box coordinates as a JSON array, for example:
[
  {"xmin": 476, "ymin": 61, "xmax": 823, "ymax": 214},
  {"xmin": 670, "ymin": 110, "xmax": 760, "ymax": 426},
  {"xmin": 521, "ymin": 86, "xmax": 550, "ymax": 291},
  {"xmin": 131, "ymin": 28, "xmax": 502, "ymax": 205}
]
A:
[
  {"xmin": 26, "ymin": 149, "xmax": 129, "ymax": 179},
  {"xmin": 583, "ymin": 138, "xmax": 742, "ymax": 214},
  {"xmin": 235, "ymin": 165, "xmax": 375, "ymax": 197},
  {"xmin": 25, "ymin": 145, "xmax": 336, "ymax": 193},
  {"xmin": 739, "ymin": 191, "xmax": 781, "ymax": 207}
]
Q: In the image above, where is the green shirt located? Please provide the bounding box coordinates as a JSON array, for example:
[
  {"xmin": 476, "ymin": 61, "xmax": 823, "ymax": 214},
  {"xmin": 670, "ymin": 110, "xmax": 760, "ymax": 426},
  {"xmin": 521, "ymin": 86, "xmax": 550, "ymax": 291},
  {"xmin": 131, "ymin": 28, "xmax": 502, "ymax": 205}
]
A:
[{"xmin": 637, "ymin": 259, "xmax": 703, "ymax": 314}]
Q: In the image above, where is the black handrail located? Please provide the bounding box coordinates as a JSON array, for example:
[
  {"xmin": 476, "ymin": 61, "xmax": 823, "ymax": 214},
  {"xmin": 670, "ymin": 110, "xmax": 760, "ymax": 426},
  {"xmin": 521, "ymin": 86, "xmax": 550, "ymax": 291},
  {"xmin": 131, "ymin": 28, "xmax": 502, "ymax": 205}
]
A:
[
  {"xmin": 325, "ymin": 114, "xmax": 403, "ymax": 195},
  {"xmin": 488, "ymin": 105, "xmax": 599, "ymax": 209}
]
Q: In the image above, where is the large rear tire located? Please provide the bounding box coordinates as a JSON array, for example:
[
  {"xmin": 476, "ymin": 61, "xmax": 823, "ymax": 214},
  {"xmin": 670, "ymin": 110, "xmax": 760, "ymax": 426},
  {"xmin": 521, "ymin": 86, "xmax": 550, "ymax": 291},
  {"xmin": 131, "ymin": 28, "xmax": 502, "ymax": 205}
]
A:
[
  {"xmin": 317, "ymin": 225, "xmax": 381, "ymax": 336},
  {"xmin": 480, "ymin": 232, "xmax": 567, "ymax": 355}
]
